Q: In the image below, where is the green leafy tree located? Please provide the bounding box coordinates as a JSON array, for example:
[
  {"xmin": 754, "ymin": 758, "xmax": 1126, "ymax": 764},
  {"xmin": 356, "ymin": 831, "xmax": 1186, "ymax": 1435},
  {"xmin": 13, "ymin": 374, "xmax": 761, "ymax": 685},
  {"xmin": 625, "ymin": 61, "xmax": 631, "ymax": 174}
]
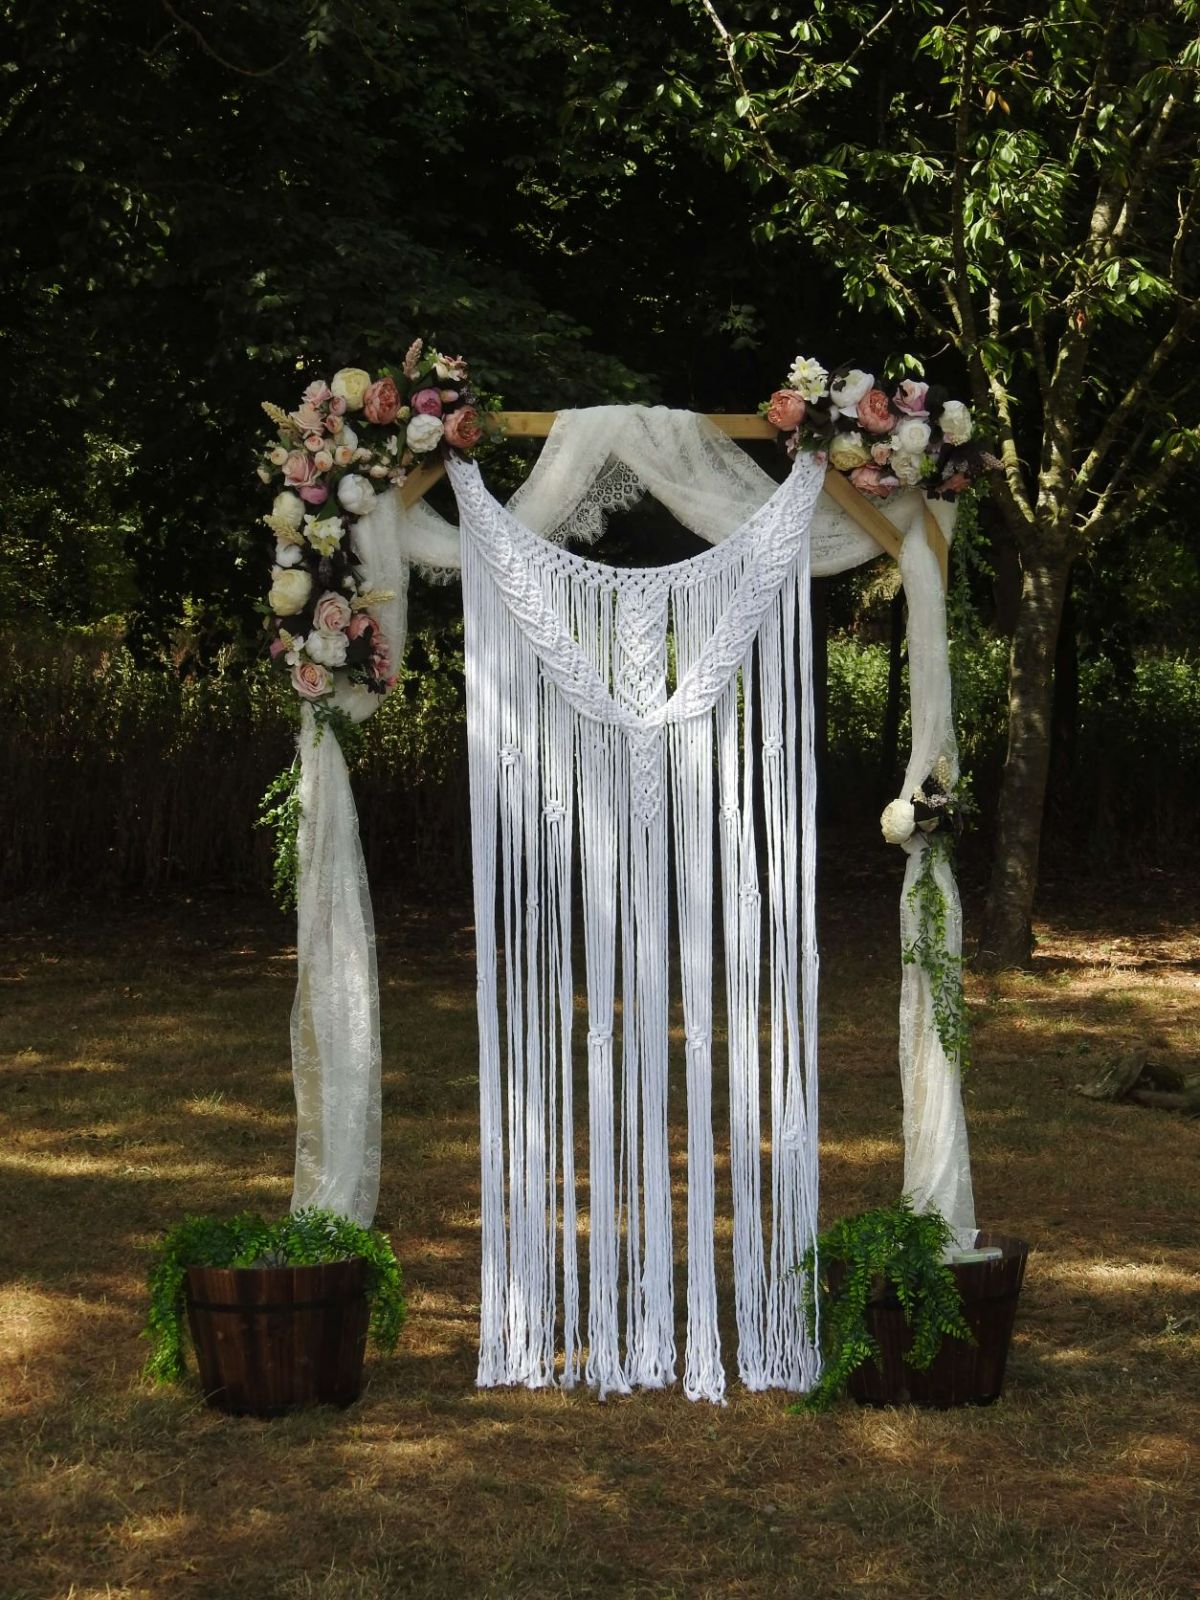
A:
[{"xmin": 665, "ymin": 0, "xmax": 1199, "ymax": 964}]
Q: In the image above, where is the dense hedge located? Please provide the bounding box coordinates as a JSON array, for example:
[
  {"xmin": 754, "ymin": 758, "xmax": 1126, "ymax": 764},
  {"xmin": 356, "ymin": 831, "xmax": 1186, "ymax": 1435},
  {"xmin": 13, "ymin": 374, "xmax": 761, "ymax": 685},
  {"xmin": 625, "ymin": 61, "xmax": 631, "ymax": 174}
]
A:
[{"xmin": 2, "ymin": 631, "xmax": 1195, "ymax": 898}]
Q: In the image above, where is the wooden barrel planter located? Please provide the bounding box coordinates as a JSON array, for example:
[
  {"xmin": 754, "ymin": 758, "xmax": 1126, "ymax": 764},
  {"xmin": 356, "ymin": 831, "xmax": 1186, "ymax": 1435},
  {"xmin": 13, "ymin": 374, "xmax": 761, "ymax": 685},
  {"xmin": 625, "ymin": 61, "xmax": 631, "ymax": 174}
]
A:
[
  {"xmin": 185, "ymin": 1258, "xmax": 370, "ymax": 1416},
  {"xmin": 848, "ymin": 1232, "xmax": 1028, "ymax": 1409}
]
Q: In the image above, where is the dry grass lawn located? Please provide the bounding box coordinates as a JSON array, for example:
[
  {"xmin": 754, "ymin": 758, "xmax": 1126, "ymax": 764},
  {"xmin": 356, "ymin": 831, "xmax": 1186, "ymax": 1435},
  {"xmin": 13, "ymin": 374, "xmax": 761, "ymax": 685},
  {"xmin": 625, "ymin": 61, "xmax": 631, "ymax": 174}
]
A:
[{"xmin": 2, "ymin": 860, "xmax": 1199, "ymax": 1600}]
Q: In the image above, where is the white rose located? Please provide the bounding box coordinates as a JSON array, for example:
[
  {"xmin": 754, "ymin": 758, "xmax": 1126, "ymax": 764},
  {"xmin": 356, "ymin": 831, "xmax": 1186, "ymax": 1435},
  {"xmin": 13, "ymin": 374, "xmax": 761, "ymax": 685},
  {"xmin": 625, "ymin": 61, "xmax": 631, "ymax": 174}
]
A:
[
  {"xmin": 881, "ymin": 798, "xmax": 916, "ymax": 845},
  {"xmin": 939, "ymin": 400, "xmax": 973, "ymax": 445},
  {"xmin": 890, "ymin": 450, "xmax": 927, "ymax": 486},
  {"xmin": 829, "ymin": 369, "xmax": 874, "ymax": 410},
  {"xmin": 340, "ymin": 424, "xmax": 358, "ymax": 451},
  {"xmin": 893, "ymin": 417, "xmax": 931, "ymax": 454},
  {"xmin": 336, "ymin": 473, "xmax": 378, "ymax": 516},
  {"xmin": 827, "ymin": 430, "xmax": 871, "ymax": 472},
  {"xmin": 271, "ymin": 491, "xmax": 305, "ymax": 532},
  {"xmin": 405, "ymin": 413, "xmax": 445, "ymax": 453},
  {"xmin": 331, "ymin": 367, "xmax": 372, "ymax": 412},
  {"xmin": 268, "ymin": 566, "xmax": 313, "ymax": 616},
  {"xmin": 786, "ymin": 355, "xmax": 829, "ymax": 402},
  {"xmin": 305, "ymin": 629, "xmax": 348, "ymax": 668},
  {"xmin": 274, "ymin": 541, "xmax": 304, "ymax": 568}
]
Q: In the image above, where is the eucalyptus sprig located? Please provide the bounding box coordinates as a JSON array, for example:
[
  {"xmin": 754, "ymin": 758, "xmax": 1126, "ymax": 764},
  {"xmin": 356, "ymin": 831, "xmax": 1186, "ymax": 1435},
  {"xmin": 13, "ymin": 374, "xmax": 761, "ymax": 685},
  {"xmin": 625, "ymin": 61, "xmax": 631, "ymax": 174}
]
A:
[
  {"xmin": 142, "ymin": 1208, "xmax": 406, "ymax": 1385},
  {"xmin": 795, "ymin": 1198, "xmax": 971, "ymax": 1412}
]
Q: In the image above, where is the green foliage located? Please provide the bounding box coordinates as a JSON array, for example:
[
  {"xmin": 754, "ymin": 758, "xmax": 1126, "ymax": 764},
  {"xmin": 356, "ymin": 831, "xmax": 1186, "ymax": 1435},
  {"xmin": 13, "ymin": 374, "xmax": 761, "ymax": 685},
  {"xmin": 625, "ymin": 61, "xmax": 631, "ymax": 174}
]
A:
[
  {"xmin": 256, "ymin": 761, "xmax": 302, "ymax": 912},
  {"xmin": 143, "ymin": 1207, "xmax": 406, "ymax": 1386},
  {"xmin": 903, "ymin": 834, "xmax": 973, "ymax": 1074},
  {"xmin": 795, "ymin": 1197, "xmax": 972, "ymax": 1412}
]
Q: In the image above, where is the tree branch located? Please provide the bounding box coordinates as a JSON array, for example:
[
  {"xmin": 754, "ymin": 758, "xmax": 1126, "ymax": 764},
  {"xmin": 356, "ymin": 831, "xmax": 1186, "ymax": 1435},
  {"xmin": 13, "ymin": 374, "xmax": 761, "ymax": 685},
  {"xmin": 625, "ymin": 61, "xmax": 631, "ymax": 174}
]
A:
[{"xmin": 160, "ymin": 0, "xmax": 300, "ymax": 78}]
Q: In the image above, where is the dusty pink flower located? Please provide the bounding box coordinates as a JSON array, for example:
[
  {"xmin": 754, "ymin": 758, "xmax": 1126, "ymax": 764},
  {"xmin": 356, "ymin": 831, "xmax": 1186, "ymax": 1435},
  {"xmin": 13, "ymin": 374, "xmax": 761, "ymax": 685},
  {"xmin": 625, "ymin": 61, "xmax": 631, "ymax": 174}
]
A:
[
  {"xmin": 283, "ymin": 450, "xmax": 316, "ymax": 487},
  {"xmin": 299, "ymin": 483, "xmax": 329, "ymax": 505},
  {"xmin": 305, "ymin": 433, "xmax": 324, "ymax": 454},
  {"xmin": 328, "ymin": 394, "xmax": 347, "ymax": 417},
  {"xmin": 411, "ymin": 387, "xmax": 443, "ymax": 417},
  {"xmin": 295, "ymin": 403, "xmax": 325, "ymax": 434},
  {"xmin": 269, "ymin": 636, "xmax": 287, "ymax": 659},
  {"xmin": 312, "ymin": 591, "xmax": 352, "ymax": 635},
  {"xmin": 937, "ymin": 471, "xmax": 972, "ymax": 495},
  {"xmin": 443, "ymin": 406, "xmax": 483, "ymax": 450},
  {"xmin": 346, "ymin": 612, "xmax": 373, "ymax": 641},
  {"xmin": 848, "ymin": 463, "xmax": 899, "ymax": 498},
  {"xmin": 894, "ymin": 380, "xmax": 929, "ymax": 417},
  {"xmin": 856, "ymin": 388, "xmax": 895, "ymax": 435},
  {"xmin": 302, "ymin": 381, "xmax": 332, "ymax": 407},
  {"xmin": 870, "ymin": 441, "xmax": 892, "ymax": 465},
  {"xmin": 766, "ymin": 389, "xmax": 807, "ymax": 431},
  {"xmin": 363, "ymin": 376, "xmax": 401, "ymax": 426},
  {"xmin": 325, "ymin": 413, "xmax": 343, "ymax": 436},
  {"xmin": 291, "ymin": 659, "xmax": 332, "ymax": 700}
]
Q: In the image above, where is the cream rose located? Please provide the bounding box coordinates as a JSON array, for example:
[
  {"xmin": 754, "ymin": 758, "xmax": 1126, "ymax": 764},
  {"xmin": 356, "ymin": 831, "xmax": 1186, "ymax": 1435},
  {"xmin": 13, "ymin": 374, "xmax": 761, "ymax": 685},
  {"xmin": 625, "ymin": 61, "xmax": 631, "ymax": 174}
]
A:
[
  {"xmin": 881, "ymin": 798, "xmax": 916, "ymax": 845},
  {"xmin": 939, "ymin": 400, "xmax": 973, "ymax": 445},
  {"xmin": 405, "ymin": 413, "xmax": 444, "ymax": 453},
  {"xmin": 268, "ymin": 566, "xmax": 313, "ymax": 616},
  {"xmin": 890, "ymin": 450, "xmax": 927, "ymax": 486},
  {"xmin": 336, "ymin": 473, "xmax": 378, "ymax": 516},
  {"xmin": 331, "ymin": 367, "xmax": 372, "ymax": 412},
  {"xmin": 828, "ymin": 430, "xmax": 871, "ymax": 472},
  {"xmin": 893, "ymin": 417, "xmax": 932, "ymax": 454},
  {"xmin": 830, "ymin": 369, "xmax": 874, "ymax": 411},
  {"xmin": 291, "ymin": 659, "xmax": 332, "ymax": 700}
]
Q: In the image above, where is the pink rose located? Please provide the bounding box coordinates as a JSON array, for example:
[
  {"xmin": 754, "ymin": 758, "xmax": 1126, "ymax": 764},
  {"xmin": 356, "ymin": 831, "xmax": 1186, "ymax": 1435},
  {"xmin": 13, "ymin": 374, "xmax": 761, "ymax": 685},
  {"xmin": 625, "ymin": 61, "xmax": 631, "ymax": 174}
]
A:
[
  {"xmin": 444, "ymin": 406, "xmax": 484, "ymax": 450},
  {"xmin": 856, "ymin": 388, "xmax": 895, "ymax": 435},
  {"xmin": 295, "ymin": 404, "xmax": 325, "ymax": 434},
  {"xmin": 312, "ymin": 591, "xmax": 352, "ymax": 635},
  {"xmin": 848, "ymin": 463, "xmax": 899, "ymax": 498},
  {"xmin": 302, "ymin": 382, "xmax": 332, "ymax": 407},
  {"xmin": 291, "ymin": 659, "xmax": 332, "ymax": 700},
  {"xmin": 363, "ymin": 376, "xmax": 401, "ymax": 426},
  {"xmin": 325, "ymin": 413, "xmax": 343, "ymax": 436},
  {"xmin": 411, "ymin": 388, "xmax": 443, "ymax": 417},
  {"xmin": 305, "ymin": 433, "xmax": 324, "ymax": 454},
  {"xmin": 766, "ymin": 389, "xmax": 807, "ymax": 431},
  {"xmin": 870, "ymin": 441, "xmax": 892, "ymax": 465},
  {"xmin": 328, "ymin": 394, "xmax": 347, "ymax": 417},
  {"xmin": 283, "ymin": 450, "xmax": 316, "ymax": 487},
  {"xmin": 299, "ymin": 483, "xmax": 328, "ymax": 505},
  {"xmin": 346, "ymin": 612, "xmax": 373, "ymax": 641},
  {"xmin": 894, "ymin": 380, "xmax": 929, "ymax": 416}
]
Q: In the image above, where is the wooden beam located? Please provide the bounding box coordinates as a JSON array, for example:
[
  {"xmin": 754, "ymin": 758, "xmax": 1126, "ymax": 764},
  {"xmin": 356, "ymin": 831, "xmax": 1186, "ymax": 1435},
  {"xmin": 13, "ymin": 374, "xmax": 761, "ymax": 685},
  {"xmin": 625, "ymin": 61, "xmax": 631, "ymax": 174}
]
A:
[{"xmin": 819, "ymin": 469, "xmax": 903, "ymax": 561}]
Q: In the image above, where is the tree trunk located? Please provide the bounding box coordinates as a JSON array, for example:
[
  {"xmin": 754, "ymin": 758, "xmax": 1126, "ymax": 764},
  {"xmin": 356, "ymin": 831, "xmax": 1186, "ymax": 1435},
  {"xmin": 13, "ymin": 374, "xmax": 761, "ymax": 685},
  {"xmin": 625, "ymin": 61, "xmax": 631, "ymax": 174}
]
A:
[{"xmin": 979, "ymin": 543, "xmax": 1074, "ymax": 968}]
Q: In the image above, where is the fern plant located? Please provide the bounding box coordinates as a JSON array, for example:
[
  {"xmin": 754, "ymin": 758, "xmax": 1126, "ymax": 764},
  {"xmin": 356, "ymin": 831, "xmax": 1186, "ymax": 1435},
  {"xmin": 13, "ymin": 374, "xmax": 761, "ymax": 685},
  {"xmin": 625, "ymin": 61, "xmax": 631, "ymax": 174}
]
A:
[
  {"xmin": 143, "ymin": 1208, "xmax": 406, "ymax": 1385},
  {"xmin": 795, "ymin": 1197, "xmax": 972, "ymax": 1411}
]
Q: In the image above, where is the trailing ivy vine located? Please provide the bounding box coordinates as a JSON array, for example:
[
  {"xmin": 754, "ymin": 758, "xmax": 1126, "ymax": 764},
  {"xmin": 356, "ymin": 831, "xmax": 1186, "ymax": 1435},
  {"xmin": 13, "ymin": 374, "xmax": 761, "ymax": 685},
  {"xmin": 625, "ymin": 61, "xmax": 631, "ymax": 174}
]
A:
[{"xmin": 902, "ymin": 833, "xmax": 972, "ymax": 1074}]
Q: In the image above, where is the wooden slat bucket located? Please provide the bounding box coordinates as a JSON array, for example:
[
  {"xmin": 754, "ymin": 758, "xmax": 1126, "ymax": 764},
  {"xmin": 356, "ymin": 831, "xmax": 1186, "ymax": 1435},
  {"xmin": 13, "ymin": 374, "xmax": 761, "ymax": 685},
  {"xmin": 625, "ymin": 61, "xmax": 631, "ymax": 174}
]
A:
[
  {"xmin": 847, "ymin": 1232, "xmax": 1028, "ymax": 1408},
  {"xmin": 185, "ymin": 1259, "xmax": 370, "ymax": 1415}
]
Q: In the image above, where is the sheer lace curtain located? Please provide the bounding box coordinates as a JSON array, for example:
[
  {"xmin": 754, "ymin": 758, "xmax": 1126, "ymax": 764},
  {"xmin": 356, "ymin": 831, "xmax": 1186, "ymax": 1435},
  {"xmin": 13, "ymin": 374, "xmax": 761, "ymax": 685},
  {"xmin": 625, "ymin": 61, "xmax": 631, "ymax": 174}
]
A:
[{"xmin": 289, "ymin": 406, "xmax": 975, "ymax": 1256}]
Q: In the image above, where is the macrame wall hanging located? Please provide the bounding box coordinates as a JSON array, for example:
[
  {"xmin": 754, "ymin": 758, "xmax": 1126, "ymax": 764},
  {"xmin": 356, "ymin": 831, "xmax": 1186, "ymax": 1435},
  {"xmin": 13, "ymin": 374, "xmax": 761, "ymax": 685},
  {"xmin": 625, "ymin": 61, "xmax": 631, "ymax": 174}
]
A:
[{"xmin": 285, "ymin": 406, "xmax": 977, "ymax": 1402}]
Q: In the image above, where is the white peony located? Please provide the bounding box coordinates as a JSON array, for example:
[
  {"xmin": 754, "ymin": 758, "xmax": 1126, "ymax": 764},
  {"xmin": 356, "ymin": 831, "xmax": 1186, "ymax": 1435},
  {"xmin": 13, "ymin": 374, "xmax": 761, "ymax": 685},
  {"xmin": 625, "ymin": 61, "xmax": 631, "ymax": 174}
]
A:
[
  {"xmin": 829, "ymin": 369, "xmax": 874, "ymax": 410},
  {"xmin": 881, "ymin": 798, "xmax": 916, "ymax": 845},
  {"xmin": 893, "ymin": 417, "xmax": 931, "ymax": 454},
  {"xmin": 827, "ymin": 430, "xmax": 871, "ymax": 472},
  {"xmin": 405, "ymin": 413, "xmax": 445, "ymax": 453},
  {"xmin": 890, "ymin": 450, "xmax": 927, "ymax": 486},
  {"xmin": 274, "ymin": 540, "xmax": 304, "ymax": 568},
  {"xmin": 336, "ymin": 473, "xmax": 378, "ymax": 516},
  {"xmin": 331, "ymin": 368, "xmax": 372, "ymax": 412},
  {"xmin": 268, "ymin": 566, "xmax": 312, "ymax": 616},
  {"xmin": 786, "ymin": 355, "xmax": 829, "ymax": 402},
  {"xmin": 939, "ymin": 400, "xmax": 973, "ymax": 445},
  {"xmin": 304, "ymin": 629, "xmax": 348, "ymax": 668}
]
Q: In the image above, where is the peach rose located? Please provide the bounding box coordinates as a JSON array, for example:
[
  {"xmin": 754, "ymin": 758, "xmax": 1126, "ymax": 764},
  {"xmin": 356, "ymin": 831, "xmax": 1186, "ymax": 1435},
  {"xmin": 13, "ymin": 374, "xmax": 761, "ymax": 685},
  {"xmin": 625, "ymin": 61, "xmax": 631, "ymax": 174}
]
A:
[
  {"xmin": 312, "ymin": 448, "xmax": 333, "ymax": 473},
  {"xmin": 312, "ymin": 590, "xmax": 352, "ymax": 635},
  {"xmin": 283, "ymin": 450, "xmax": 316, "ymax": 487},
  {"xmin": 291, "ymin": 659, "xmax": 332, "ymax": 700},
  {"xmin": 870, "ymin": 441, "xmax": 892, "ymax": 465},
  {"xmin": 856, "ymin": 387, "xmax": 894, "ymax": 435},
  {"xmin": 443, "ymin": 406, "xmax": 484, "ymax": 450},
  {"xmin": 766, "ymin": 389, "xmax": 807, "ymax": 431},
  {"xmin": 848, "ymin": 463, "xmax": 899, "ymax": 498},
  {"xmin": 363, "ymin": 376, "xmax": 401, "ymax": 426}
]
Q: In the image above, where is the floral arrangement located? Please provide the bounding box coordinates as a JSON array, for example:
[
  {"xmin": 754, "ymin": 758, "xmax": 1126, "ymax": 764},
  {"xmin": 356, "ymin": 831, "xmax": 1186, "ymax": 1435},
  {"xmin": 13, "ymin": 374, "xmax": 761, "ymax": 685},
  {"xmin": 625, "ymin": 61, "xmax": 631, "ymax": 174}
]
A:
[
  {"xmin": 880, "ymin": 757, "xmax": 967, "ymax": 848},
  {"xmin": 258, "ymin": 341, "xmax": 486, "ymax": 707},
  {"xmin": 763, "ymin": 356, "xmax": 997, "ymax": 499}
]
